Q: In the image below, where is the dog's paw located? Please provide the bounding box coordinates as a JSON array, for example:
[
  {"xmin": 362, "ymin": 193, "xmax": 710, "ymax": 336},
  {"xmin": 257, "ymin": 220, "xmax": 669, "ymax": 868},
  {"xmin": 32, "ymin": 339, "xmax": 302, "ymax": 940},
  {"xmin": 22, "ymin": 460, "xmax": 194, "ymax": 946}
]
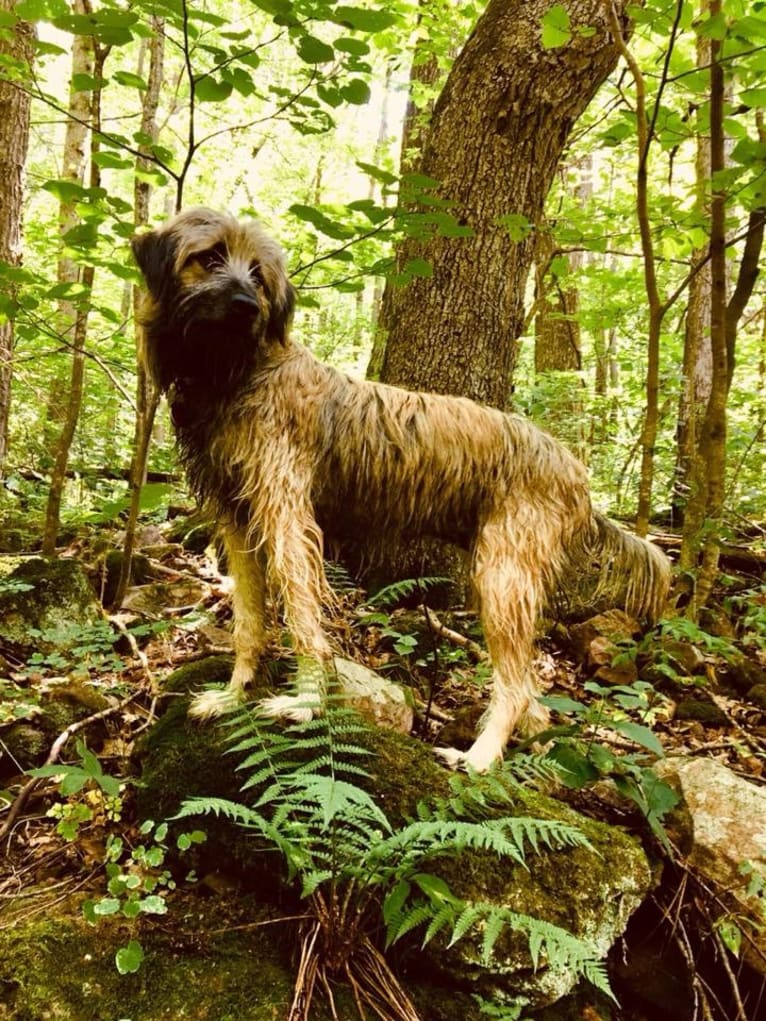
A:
[
  {"xmin": 257, "ymin": 693, "xmax": 321, "ymax": 724},
  {"xmin": 434, "ymin": 743, "xmax": 503, "ymax": 773},
  {"xmin": 188, "ymin": 687, "xmax": 245, "ymax": 720},
  {"xmin": 433, "ymin": 746, "xmax": 469, "ymax": 770}
]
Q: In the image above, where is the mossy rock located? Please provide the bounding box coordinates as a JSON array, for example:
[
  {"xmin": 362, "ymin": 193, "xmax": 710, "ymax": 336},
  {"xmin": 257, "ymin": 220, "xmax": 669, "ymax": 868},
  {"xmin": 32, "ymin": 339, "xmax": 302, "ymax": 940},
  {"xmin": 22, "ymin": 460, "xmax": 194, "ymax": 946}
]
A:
[
  {"xmin": 136, "ymin": 663, "xmax": 652, "ymax": 1010},
  {"xmin": 0, "ymin": 557, "xmax": 103, "ymax": 656},
  {"xmin": 0, "ymin": 899, "xmax": 342, "ymax": 1021}
]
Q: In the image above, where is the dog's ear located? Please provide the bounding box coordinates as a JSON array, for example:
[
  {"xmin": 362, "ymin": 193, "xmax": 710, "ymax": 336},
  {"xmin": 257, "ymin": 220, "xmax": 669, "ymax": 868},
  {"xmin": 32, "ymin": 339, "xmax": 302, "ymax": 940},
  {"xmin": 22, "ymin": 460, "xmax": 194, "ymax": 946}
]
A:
[
  {"xmin": 131, "ymin": 229, "xmax": 177, "ymax": 301},
  {"xmin": 267, "ymin": 280, "xmax": 297, "ymax": 346}
]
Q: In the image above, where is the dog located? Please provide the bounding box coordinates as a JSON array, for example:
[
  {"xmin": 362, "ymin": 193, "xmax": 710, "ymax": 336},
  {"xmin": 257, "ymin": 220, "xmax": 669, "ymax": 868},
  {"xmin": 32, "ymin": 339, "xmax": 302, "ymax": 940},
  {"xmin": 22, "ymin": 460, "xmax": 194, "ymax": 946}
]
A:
[{"xmin": 131, "ymin": 207, "xmax": 671, "ymax": 771}]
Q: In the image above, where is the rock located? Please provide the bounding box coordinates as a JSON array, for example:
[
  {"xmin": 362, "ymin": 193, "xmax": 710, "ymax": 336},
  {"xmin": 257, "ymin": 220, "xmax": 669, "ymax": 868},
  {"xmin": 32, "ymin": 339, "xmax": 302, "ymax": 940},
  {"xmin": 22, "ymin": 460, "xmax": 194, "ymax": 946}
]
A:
[
  {"xmin": 719, "ymin": 657, "xmax": 766, "ymax": 696},
  {"xmin": 661, "ymin": 639, "xmax": 706, "ymax": 676},
  {"xmin": 567, "ymin": 609, "xmax": 640, "ymax": 668},
  {"xmin": 674, "ymin": 699, "xmax": 729, "ymax": 726},
  {"xmin": 746, "ymin": 683, "xmax": 766, "ymax": 709},
  {"xmin": 121, "ymin": 577, "xmax": 207, "ymax": 617},
  {"xmin": 1, "ymin": 681, "xmax": 111, "ymax": 776},
  {"xmin": 137, "ymin": 685, "xmax": 652, "ymax": 1011},
  {"xmin": 98, "ymin": 550, "xmax": 154, "ymax": 606},
  {"xmin": 655, "ymin": 757, "xmax": 766, "ymax": 976},
  {"xmin": 333, "ymin": 656, "xmax": 414, "ymax": 734},
  {"xmin": 0, "ymin": 556, "xmax": 103, "ymax": 656}
]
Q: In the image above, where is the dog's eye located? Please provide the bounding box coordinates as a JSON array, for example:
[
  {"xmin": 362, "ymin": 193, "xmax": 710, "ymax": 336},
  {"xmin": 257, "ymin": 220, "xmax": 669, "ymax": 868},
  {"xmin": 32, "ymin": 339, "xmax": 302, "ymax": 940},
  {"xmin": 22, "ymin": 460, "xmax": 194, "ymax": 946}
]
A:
[
  {"xmin": 194, "ymin": 244, "xmax": 227, "ymax": 272},
  {"xmin": 248, "ymin": 262, "xmax": 264, "ymax": 285}
]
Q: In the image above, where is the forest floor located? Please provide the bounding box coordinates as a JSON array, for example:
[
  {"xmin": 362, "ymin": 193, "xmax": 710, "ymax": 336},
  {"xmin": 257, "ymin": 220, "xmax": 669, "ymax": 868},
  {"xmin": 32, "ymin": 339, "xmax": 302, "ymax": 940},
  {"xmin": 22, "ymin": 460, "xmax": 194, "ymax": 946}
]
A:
[{"xmin": 0, "ymin": 520, "xmax": 765, "ymax": 1018}]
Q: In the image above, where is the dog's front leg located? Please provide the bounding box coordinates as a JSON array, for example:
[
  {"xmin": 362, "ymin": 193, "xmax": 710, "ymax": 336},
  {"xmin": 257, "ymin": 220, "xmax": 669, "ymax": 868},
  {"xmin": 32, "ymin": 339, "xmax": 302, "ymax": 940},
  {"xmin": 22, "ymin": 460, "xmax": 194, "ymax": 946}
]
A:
[
  {"xmin": 189, "ymin": 527, "xmax": 269, "ymax": 719},
  {"xmin": 257, "ymin": 493, "xmax": 334, "ymax": 723}
]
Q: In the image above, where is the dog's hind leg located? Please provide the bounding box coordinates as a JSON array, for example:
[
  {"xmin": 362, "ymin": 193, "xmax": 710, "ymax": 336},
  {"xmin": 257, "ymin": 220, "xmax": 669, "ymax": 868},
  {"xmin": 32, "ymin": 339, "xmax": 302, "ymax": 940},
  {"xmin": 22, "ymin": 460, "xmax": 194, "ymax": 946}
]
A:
[
  {"xmin": 436, "ymin": 510, "xmax": 553, "ymax": 771},
  {"xmin": 189, "ymin": 527, "xmax": 269, "ymax": 719}
]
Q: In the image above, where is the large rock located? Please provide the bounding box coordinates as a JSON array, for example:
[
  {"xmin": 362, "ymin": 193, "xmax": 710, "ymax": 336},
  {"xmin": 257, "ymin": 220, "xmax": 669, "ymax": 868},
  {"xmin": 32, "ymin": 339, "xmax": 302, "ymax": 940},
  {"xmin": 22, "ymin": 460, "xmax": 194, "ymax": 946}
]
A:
[
  {"xmin": 656, "ymin": 757, "xmax": 766, "ymax": 975},
  {"xmin": 137, "ymin": 663, "xmax": 652, "ymax": 1011},
  {"xmin": 0, "ymin": 556, "xmax": 103, "ymax": 656}
]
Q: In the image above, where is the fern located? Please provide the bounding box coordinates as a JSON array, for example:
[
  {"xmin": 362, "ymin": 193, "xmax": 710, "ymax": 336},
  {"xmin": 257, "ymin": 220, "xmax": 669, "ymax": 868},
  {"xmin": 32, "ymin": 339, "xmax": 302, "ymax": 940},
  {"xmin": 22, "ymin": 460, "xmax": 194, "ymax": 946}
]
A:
[
  {"xmin": 174, "ymin": 688, "xmax": 615, "ymax": 1020},
  {"xmin": 367, "ymin": 575, "xmax": 451, "ymax": 608}
]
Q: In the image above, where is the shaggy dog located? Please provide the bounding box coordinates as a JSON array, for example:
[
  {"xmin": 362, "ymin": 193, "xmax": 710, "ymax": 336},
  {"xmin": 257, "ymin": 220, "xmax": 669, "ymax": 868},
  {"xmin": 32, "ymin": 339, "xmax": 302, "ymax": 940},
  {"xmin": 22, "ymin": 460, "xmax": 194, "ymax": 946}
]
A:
[{"xmin": 132, "ymin": 207, "xmax": 671, "ymax": 770}]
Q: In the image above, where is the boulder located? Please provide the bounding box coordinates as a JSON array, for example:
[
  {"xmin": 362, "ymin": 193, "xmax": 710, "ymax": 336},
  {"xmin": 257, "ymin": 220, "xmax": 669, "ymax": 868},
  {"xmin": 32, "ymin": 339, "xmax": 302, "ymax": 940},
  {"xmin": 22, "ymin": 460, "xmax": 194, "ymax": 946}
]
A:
[
  {"xmin": 137, "ymin": 663, "xmax": 652, "ymax": 1011},
  {"xmin": 0, "ymin": 556, "xmax": 103, "ymax": 656},
  {"xmin": 655, "ymin": 757, "xmax": 766, "ymax": 976}
]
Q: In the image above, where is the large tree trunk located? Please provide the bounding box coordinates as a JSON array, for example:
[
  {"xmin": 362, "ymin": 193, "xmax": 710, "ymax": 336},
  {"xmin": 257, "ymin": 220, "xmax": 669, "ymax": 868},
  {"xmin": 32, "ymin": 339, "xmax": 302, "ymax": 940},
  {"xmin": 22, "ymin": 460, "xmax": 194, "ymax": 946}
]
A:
[
  {"xmin": 379, "ymin": 0, "xmax": 631, "ymax": 408},
  {"xmin": 0, "ymin": 6, "xmax": 34, "ymax": 472}
]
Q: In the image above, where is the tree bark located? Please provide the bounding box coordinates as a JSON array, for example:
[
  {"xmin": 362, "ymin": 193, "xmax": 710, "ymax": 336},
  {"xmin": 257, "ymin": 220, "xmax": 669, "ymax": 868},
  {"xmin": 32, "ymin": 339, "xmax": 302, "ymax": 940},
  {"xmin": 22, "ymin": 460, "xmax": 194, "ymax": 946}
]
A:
[
  {"xmin": 41, "ymin": 24, "xmax": 104, "ymax": 555},
  {"xmin": 112, "ymin": 20, "xmax": 165, "ymax": 608},
  {"xmin": 0, "ymin": 5, "xmax": 34, "ymax": 472},
  {"xmin": 379, "ymin": 0, "xmax": 631, "ymax": 408}
]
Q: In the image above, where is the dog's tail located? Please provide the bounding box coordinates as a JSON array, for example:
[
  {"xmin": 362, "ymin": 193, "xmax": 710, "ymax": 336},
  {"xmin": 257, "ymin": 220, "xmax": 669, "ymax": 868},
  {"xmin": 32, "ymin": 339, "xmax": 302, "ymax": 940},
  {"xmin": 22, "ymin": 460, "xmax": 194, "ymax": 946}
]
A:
[{"xmin": 562, "ymin": 511, "xmax": 671, "ymax": 622}]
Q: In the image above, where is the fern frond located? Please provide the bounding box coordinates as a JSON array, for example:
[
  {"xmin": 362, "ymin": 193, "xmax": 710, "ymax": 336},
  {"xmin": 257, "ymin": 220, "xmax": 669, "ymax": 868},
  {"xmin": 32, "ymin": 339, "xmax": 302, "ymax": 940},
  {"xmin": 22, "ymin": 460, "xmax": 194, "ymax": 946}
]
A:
[
  {"xmin": 389, "ymin": 902, "xmax": 434, "ymax": 944},
  {"xmin": 367, "ymin": 576, "xmax": 450, "ymax": 608},
  {"xmin": 422, "ymin": 903, "xmax": 456, "ymax": 947},
  {"xmin": 447, "ymin": 903, "xmax": 485, "ymax": 947}
]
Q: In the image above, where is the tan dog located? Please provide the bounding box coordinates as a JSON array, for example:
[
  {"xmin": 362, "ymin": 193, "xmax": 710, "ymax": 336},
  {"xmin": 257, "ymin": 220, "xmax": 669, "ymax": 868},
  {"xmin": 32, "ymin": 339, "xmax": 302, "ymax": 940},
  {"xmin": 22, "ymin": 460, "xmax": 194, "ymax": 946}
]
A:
[{"xmin": 132, "ymin": 207, "xmax": 671, "ymax": 770}]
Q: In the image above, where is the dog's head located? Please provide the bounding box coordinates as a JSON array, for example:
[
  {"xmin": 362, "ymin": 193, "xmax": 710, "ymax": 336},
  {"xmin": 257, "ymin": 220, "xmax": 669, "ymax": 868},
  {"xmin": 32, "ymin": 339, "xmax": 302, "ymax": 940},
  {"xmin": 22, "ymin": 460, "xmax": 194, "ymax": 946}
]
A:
[{"xmin": 132, "ymin": 208, "xmax": 296, "ymax": 393}]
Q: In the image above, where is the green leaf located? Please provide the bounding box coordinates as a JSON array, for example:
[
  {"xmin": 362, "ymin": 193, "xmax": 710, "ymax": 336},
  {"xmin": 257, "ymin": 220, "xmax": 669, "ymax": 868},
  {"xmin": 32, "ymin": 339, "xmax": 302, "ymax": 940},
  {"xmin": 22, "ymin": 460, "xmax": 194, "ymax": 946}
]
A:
[
  {"xmin": 741, "ymin": 87, "xmax": 766, "ymax": 109},
  {"xmin": 93, "ymin": 897, "xmax": 121, "ymax": 916},
  {"xmin": 331, "ymin": 7, "xmax": 398, "ymax": 32},
  {"xmin": 296, "ymin": 34, "xmax": 335, "ymax": 64},
  {"xmin": 139, "ymin": 895, "xmax": 168, "ymax": 914},
  {"xmin": 716, "ymin": 918, "xmax": 742, "ymax": 957},
  {"xmin": 194, "ymin": 76, "xmax": 233, "ymax": 102},
  {"xmin": 341, "ymin": 78, "xmax": 371, "ymax": 105},
  {"xmin": 402, "ymin": 257, "xmax": 432, "ymax": 278},
  {"xmin": 496, "ymin": 213, "xmax": 534, "ymax": 241},
  {"xmin": 112, "ymin": 69, "xmax": 147, "ymax": 90},
  {"xmin": 115, "ymin": 940, "xmax": 144, "ymax": 975},
  {"xmin": 412, "ymin": 873, "xmax": 460, "ymax": 905},
  {"xmin": 541, "ymin": 4, "xmax": 571, "ymax": 49},
  {"xmin": 334, "ymin": 36, "xmax": 369, "ymax": 55},
  {"xmin": 71, "ymin": 72, "xmax": 108, "ymax": 92},
  {"xmin": 609, "ymin": 719, "xmax": 664, "ymax": 756}
]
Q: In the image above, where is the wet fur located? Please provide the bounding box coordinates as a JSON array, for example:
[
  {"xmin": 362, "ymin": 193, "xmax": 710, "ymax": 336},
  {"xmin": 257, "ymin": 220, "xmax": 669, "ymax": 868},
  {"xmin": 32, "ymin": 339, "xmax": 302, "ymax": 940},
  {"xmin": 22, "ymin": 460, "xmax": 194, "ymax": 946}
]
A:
[{"xmin": 132, "ymin": 207, "xmax": 671, "ymax": 770}]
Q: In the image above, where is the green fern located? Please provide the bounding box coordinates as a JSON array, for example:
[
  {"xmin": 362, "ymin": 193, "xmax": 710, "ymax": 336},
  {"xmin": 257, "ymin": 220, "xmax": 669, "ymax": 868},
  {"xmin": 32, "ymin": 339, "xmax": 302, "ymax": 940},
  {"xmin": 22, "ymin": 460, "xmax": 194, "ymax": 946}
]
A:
[
  {"xmin": 174, "ymin": 689, "xmax": 614, "ymax": 1020},
  {"xmin": 367, "ymin": 575, "xmax": 451, "ymax": 607}
]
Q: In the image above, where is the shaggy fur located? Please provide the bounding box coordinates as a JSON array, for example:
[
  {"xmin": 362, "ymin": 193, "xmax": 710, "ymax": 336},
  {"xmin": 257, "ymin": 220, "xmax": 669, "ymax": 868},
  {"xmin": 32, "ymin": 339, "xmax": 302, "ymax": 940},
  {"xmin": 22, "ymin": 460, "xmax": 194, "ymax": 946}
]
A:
[{"xmin": 132, "ymin": 207, "xmax": 671, "ymax": 771}]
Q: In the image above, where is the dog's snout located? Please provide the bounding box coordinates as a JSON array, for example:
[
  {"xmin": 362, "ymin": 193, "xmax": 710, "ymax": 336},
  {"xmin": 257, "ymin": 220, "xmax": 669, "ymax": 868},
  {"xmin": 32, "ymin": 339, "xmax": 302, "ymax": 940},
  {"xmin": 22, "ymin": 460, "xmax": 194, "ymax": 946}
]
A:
[{"xmin": 231, "ymin": 291, "xmax": 260, "ymax": 314}]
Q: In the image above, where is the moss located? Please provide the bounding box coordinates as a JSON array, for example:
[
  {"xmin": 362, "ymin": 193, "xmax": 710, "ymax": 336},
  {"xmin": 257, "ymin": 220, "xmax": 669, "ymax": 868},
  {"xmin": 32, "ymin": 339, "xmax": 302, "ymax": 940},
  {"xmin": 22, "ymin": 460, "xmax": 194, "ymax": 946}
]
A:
[
  {"xmin": 0, "ymin": 902, "xmax": 353, "ymax": 1021},
  {"xmin": 159, "ymin": 654, "xmax": 235, "ymax": 695},
  {"xmin": 0, "ymin": 557, "xmax": 102, "ymax": 655}
]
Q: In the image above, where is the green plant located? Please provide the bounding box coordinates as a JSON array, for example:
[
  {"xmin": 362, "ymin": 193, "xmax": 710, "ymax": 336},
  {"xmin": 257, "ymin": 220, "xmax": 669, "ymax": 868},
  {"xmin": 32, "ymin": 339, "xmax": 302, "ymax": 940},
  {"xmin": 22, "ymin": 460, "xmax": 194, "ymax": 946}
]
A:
[
  {"xmin": 175, "ymin": 694, "xmax": 614, "ymax": 1021},
  {"xmin": 541, "ymin": 681, "xmax": 679, "ymax": 852},
  {"xmin": 21, "ymin": 618, "xmax": 170, "ymax": 680},
  {"xmin": 82, "ymin": 820, "xmax": 206, "ymax": 974}
]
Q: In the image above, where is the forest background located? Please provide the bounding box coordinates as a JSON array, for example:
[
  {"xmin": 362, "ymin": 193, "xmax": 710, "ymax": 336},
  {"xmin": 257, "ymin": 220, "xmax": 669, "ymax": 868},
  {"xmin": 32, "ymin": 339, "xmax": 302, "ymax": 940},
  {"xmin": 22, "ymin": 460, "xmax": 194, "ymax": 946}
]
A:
[{"xmin": 0, "ymin": 0, "xmax": 765, "ymax": 611}]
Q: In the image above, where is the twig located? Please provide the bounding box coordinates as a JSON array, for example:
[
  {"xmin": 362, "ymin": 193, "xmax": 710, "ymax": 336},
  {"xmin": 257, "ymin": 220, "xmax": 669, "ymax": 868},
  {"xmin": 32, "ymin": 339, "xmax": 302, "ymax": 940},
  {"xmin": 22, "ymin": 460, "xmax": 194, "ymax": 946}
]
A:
[{"xmin": 420, "ymin": 607, "xmax": 487, "ymax": 663}]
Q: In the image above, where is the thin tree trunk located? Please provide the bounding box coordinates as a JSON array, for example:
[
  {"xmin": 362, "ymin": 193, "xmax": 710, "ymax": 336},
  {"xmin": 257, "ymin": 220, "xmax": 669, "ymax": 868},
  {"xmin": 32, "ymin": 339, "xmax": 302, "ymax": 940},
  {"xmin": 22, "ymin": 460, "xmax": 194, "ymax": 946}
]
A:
[
  {"xmin": 41, "ymin": 29, "xmax": 106, "ymax": 555},
  {"xmin": 112, "ymin": 20, "xmax": 165, "ymax": 608},
  {"xmin": 688, "ymin": 4, "xmax": 727, "ymax": 612},
  {"xmin": 0, "ymin": 5, "xmax": 34, "ymax": 472},
  {"xmin": 43, "ymin": 0, "xmax": 94, "ymax": 436}
]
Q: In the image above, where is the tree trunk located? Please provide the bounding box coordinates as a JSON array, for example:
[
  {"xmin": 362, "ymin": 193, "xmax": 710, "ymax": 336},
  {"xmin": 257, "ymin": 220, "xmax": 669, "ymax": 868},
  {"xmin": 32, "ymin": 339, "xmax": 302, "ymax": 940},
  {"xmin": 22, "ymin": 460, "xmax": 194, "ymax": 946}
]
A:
[
  {"xmin": 379, "ymin": 0, "xmax": 631, "ymax": 408},
  {"xmin": 41, "ymin": 29, "xmax": 104, "ymax": 555},
  {"xmin": 367, "ymin": 4, "xmax": 448, "ymax": 380},
  {"xmin": 112, "ymin": 20, "xmax": 165, "ymax": 608},
  {"xmin": 688, "ymin": 4, "xmax": 727, "ymax": 613},
  {"xmin": 0, "ymin": 6, "xmax": 34, "ymax": 472}
]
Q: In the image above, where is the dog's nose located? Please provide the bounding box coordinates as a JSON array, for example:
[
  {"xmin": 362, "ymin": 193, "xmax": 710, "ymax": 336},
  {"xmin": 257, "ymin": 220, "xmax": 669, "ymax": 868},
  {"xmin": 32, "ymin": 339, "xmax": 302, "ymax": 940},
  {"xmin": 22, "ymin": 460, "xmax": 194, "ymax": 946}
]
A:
[{"xmin": 231, "ymin": 292, "xmax": 259, "ymax": 314}]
